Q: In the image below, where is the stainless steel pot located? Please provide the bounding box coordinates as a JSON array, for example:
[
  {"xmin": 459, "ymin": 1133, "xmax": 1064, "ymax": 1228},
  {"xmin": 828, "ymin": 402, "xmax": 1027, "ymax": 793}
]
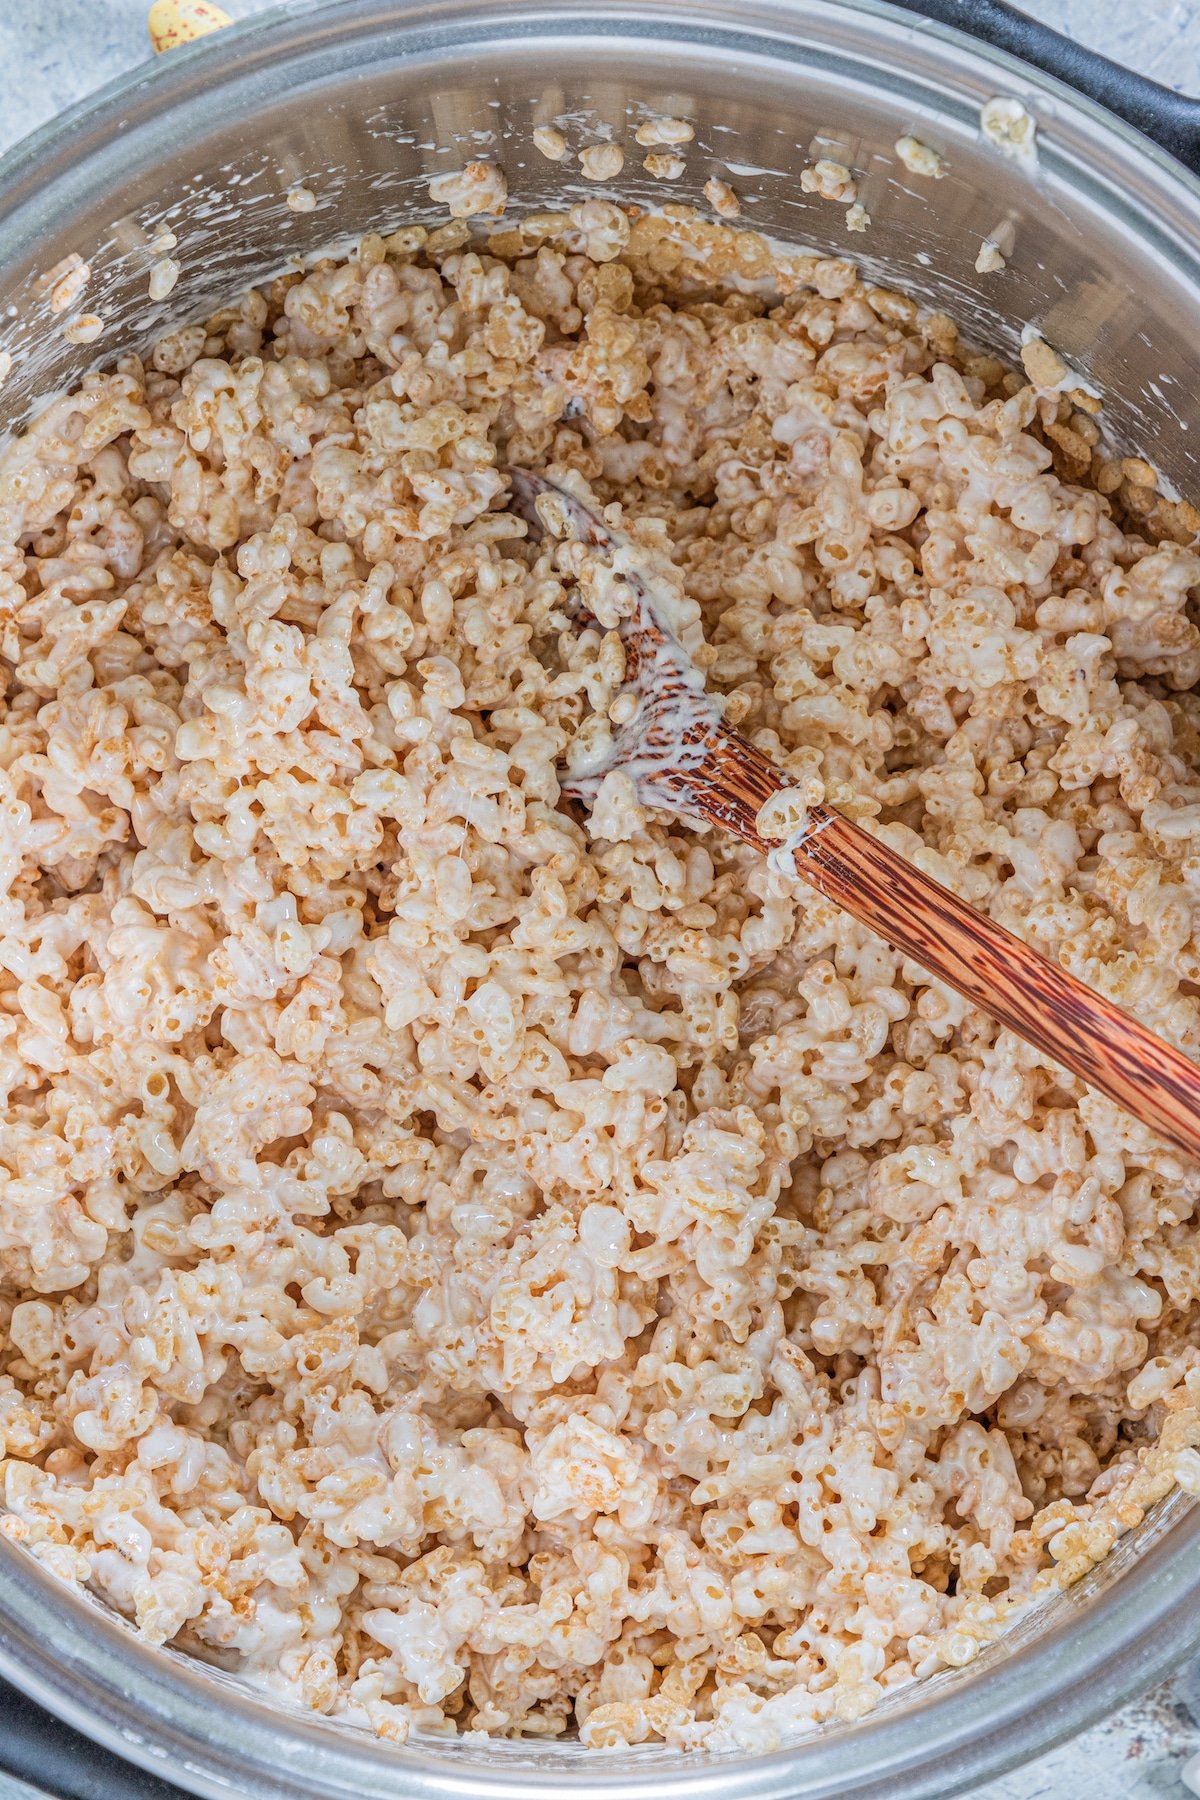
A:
[{"xmin": 1, "ymin": 3, "xmax": 1200, "ymax": 1796}]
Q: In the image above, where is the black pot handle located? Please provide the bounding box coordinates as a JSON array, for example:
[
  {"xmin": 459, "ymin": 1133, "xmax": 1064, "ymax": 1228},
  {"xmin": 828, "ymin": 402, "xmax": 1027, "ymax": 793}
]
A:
[{"xmin": 889, "ymin": 0, "xmax": 1200, "ymax": 176}]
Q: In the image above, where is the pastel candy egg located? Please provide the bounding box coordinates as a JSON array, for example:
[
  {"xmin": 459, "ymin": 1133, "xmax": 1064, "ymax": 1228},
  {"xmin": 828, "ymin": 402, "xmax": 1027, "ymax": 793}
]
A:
[{"xmin": 148, "ymin": 0, "xmax": 232, "ymax": 53}]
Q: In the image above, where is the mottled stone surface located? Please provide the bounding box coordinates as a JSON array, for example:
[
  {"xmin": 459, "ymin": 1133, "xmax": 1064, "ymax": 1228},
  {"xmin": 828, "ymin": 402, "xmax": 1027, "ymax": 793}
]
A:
[{"xmin": 2, "ymin": 2, "xmax": 1200, "ymax": 1797}]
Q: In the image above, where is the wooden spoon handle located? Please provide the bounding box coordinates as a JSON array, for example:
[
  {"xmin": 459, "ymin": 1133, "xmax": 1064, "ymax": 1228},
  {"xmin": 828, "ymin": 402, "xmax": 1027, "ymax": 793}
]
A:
[
  {"xmin": 672, "ymin": 729, "xmax": 1200, "ymax": 1161},
  {"xmin": 798, "ymin": 803, "xmax": 1200, "ymax": 1159},
  {"xmin": 501, "ymin": 467, "xmax": 1200, "ymax": 1159}
]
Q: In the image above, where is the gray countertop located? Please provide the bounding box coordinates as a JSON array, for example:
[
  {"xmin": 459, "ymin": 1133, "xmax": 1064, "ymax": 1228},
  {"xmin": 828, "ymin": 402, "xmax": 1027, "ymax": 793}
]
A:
[{"xmin": 2, "ymin": 2, "xmax": 1200, "ymax": 1798}]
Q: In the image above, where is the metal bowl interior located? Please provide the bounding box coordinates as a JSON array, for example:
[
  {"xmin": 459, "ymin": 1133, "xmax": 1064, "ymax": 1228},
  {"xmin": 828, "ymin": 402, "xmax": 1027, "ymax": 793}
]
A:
[{"xmin": 1, "ymin": 3, "xmax": 1200, "ymax": 1797}]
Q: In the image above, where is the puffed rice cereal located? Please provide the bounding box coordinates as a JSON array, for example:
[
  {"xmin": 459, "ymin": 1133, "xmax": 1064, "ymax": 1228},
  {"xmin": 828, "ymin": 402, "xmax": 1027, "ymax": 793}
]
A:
[
  {"xmin": 580, "ymin": 144, "xmax": 625, "ymax": 183},
  {"xmin": 643, "ymin": 151, "xmax": 686, "ymax": 182},
  {"xmin": 427, "ymin": 162, "xmax": 508, "ymax": 219},
  {"xmin": 47, "ymin": 259, "xmax": 92, "ymax": 317},
  {"xmin": 61, "ymin": 313, "xmax": 105, "ymax": 346},
  {"xmin": 981, "ymin": 96, "xmax": 1038, "ymax": 165},
  {"xmin": 703, "ymin": 177, "xmax": 741, "ymax": 219},
  {"xmin": 148, "ymin": 257, "xmax": 182, "ymax": 302},
  {"xmin": 532, "ymin": 126, "xmax": 568, "ymax": 163},
  {"xmin": 1, "ymin": 199, "xmax": 1200, "ymax": 1756},
  {"xmin": 635, "ymin": 118, "xmax": 694, "ymax": 148},
  {"xmin": 801, "ymin": 159, "xmax": 858, "ymax": 203},
  {"xmin": 895, "ymin": 135, "xmax": 946, "ymax": 179}
]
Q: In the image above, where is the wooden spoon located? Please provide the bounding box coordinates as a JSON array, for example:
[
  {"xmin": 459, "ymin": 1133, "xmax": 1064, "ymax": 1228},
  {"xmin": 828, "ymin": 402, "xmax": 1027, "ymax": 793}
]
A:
[{"xmin": 507, "ymin": 466, "xmax": 1200, "ymax": 1162}]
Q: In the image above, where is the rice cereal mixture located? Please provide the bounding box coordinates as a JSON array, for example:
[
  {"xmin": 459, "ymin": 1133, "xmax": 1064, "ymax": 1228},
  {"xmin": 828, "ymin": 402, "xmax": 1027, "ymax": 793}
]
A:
[{"xmin": 3, "ymin": 200, "xmax": 1200, "ymax": 1753}]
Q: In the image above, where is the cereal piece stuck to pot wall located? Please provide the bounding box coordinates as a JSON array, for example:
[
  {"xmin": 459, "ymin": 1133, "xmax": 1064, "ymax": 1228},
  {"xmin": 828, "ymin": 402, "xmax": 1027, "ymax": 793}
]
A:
[
  {"xmin": 62, "ymin": 314, "xmax": 104, "ymax": 345},
  {"xmin": 704, "ymin": 177, "xmax": 740, "ymax": 218},
  {"xmin": 981, "ymin": 95, "xmax": 1038, "ymax": 166},
  {"xmin": 533, "ymin": 126, "xmax": 568, "ymax": 162},
  {"xmin": 895, "ymin": 135, "xmax": 947, "ymax": 178},
  {"xmin": 800, "ymin": 159, "xmax": 859, "ymax": 203},
  {"xmin": 44, "ymin": 256, "xmax": 90, "ymax": 316},
  {"xmin": 635, "ymin": 118, "xmax": 694, "ymax": 147},
  {"xmin": 643, "ymin": 150, "xmax": 686, "ymax": 181},
  {"xmin": 427, "ymin": 163, "xmax": 508, "ymax": 219},
  {"xmin": 580, "ymin": 144, "xmax": 625, "ymax": 182}
]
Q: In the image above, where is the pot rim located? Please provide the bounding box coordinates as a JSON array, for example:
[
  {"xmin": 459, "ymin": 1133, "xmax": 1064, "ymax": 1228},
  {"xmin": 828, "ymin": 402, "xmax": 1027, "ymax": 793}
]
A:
[
  {"xmin": 7, "ymin": 1490, "xmax": 1200, "ymax": 1799},
  {"xmin": 1, "ymin": 5, "xmax": 1199, "ymax": 1798}
]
